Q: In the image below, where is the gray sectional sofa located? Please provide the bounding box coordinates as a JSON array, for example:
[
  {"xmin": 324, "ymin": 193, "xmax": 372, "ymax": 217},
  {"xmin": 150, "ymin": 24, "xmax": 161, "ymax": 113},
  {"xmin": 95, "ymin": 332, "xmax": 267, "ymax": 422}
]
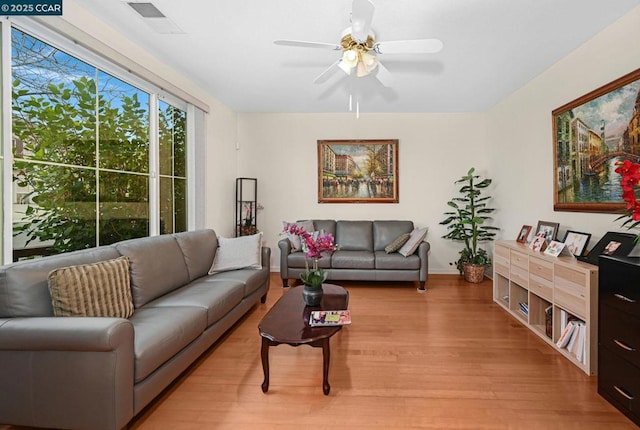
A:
[
  {"xmin": 0, "ymin": 229, "xmax": 270, "ymax": 430},
  {"xmin": 279, "ymin": 220, "xmax": 429, "ymax": 289}
]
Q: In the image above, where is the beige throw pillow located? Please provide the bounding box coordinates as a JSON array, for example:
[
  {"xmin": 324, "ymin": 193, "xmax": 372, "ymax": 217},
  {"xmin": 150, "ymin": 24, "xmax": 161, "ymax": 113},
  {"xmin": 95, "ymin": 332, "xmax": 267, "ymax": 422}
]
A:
[
  {"xmin": 48, "ymin": 256, "xmax": 134, "ymax": 318},
  {"xmin": 385, "ymin": 233, "xmax": 411, "ymax": 253},
  {"xmin": 209, "ymin": 232, "xmax": 263, "ymax": 274},
  {"xmin": 398, "ymin": 227, "xmax": 428, "ymax": 257}
]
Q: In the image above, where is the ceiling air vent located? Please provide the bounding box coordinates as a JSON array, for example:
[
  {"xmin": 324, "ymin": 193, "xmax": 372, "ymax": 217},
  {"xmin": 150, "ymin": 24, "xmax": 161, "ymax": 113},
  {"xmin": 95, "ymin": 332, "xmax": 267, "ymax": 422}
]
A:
[
  {"xmin": 128, "ymin": 2, "xmax": 165, "ymax": 18},
  {"xmin": 127, "ymin": 2, "xmax": 184, "ymax": 34}
]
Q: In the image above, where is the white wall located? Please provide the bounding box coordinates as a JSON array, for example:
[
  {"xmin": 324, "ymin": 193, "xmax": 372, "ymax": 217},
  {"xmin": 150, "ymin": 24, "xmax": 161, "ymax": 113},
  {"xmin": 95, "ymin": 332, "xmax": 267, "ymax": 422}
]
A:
[
  {"xmin": 62, "ymin": 0, "xmax": 640, "ymax": 272},
  {"xmin": 59, "ymin": 0, "xmax": 240, "ymax": 235},
  {"xmin": 487, "ymin": 4, "xmax": 640, "ymax": 247},
  {"xmin": 239, "ymin": 4, "xmax": 640, "ymax": 273},
  {"xmin": 237, "ymin": 112, "xmax": 490, "ymax": 273}
]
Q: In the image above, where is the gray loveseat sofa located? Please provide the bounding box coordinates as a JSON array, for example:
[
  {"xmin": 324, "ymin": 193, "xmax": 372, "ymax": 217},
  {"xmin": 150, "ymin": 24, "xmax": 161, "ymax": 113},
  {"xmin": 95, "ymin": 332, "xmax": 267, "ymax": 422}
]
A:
[
  {"xmin": 279, "ymin": 220, "xmax": 429, "ymax": 290},
  {"xmin": 0, "ymin": 229, "xmax": 270, "ymax": 430}
]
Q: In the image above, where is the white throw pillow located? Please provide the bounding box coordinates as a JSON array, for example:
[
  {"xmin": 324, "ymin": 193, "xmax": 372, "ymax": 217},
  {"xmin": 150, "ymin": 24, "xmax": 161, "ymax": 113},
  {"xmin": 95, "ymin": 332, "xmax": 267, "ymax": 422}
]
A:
[
  {"xmin": 209, "ymin": 232, "xmax": 262, "ymax": 274},
  {"xmin": 398, "ymin": 227, "xmax": 428, "ymax": 257},
  {"xmin": 283, "ymin": 220, "xmax": 314, "ymax": 252}
]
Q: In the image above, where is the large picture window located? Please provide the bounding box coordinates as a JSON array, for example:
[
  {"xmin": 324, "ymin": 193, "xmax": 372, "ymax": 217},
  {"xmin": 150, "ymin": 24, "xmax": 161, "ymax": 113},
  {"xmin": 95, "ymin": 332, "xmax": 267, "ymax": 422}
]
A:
[
  {"xmin": 10, "ymin": 27, "xmax": 188, "ymax": 261},
  {"xmin": 158, "ymin": 100, "xmax": 187, "ymax": 235}
]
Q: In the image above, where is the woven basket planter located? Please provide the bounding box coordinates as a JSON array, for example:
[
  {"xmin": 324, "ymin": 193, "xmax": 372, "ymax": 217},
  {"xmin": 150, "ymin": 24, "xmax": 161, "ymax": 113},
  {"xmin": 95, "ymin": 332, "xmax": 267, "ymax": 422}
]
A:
[{"xmin": 462, "ymin": 263, "xmax": 485, "ymax": 283}]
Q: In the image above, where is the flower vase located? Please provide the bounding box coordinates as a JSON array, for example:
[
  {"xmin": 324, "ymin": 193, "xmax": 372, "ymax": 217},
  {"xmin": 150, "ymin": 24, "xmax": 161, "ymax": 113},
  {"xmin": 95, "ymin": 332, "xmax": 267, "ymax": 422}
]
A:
[
  {"xmin": 300, "ymin": 265, "xmax": 327, "ymax": 306},
  {"xmin": 302, "ymin": 284, "xmax": 323, "ymax": 306}
]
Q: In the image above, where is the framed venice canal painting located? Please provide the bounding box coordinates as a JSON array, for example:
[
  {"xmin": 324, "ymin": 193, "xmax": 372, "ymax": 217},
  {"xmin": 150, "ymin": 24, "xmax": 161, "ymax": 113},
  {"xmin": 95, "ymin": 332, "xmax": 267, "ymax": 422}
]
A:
[
  {"xmin": 318, "ymin": 139, "xmax": 399, "ymax": 203},
  {"xmin": 553, "ymin": 67, "xmax": 640, "ymax": 213}
]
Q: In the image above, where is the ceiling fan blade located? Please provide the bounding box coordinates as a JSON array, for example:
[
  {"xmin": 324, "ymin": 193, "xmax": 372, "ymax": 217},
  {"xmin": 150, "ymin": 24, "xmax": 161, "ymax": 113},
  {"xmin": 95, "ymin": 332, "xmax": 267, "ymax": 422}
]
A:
[
  {"xmin": 374, "ymin": 61, "xmax": 393, "ymax": 88},
  {"xmin": 351, "ymin": 0, "xmax": 375, "ymax": 42},
  {"xmin": 274, "ymin": 40, "xmax": 342, "ymax": 50},
  {"xmin": 313, "ymin": 59, "xmax": 343, "ymax": 84},
  {"xmin": 375, "ymin": 39, "xmax": 444, "ymax": 54}
]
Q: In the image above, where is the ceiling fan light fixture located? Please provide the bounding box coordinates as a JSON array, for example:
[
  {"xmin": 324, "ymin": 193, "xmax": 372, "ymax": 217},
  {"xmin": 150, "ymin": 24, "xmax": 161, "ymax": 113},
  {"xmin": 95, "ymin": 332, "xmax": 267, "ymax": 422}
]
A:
[
  {"xmin": 356, "ymin": 52, "xmax": 378, "ymax": 77},
  {"xmin": 342, "ymin": 49, "xmax": 358, "ymax": 66},
  {"xmin": 338, "ymin": 59, "xmax": 353, "ymax": 75}
]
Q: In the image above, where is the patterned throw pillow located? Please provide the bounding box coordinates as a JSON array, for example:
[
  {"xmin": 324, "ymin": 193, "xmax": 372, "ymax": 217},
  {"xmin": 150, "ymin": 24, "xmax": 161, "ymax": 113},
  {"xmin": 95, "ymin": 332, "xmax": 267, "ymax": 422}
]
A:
[
  {"xmin": 209, "ymin": 232, "xmax": 263, "ymax": 274},
  {"xmin": 385, "ymin": 233, "xmax": 411, "ymax": 253},
  {"xmin": 48, "ymin": 256, "xmax": 134, "ymax": 318}
]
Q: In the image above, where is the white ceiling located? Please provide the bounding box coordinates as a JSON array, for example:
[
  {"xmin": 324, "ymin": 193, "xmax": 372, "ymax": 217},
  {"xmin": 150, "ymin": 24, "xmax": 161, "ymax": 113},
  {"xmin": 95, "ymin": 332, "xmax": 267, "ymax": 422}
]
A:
[{"xmin": 75, "ymin": 0, "xmax": 640, "ymax": 113}]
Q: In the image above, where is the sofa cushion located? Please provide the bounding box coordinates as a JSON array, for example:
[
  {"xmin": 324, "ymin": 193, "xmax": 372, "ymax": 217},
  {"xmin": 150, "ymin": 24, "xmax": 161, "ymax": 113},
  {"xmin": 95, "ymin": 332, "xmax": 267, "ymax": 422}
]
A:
[
  {"xmin": 48, "ymin": 256, "xmax": 134, "ymax": 318},
  {"xmin": 144, "ymin": 279, "xmax": 245, "ymax": 326},
  {"xmin": 283, "ymin": 220, "xmax": 314, "ymax": 251},
  {"xmin": 331, "ymin": 250, "xmax": 375, "ymax": 269},
  {"xmin": 209, "ymin": 233, "xmax": 262, "ymax": 274},
  {"xmin": 0, "ymin": 246, "xmax": 121, "ymax": 318},
  {"xmin": 287, "ymin": 252, "xmax": 331, "ymax": 269},
  {"xmin": 385, "ymin": 233, "xmax": 411, "ymax": 253},
  {"xmin": 312, "ymin": 220, "xmax": 336, "ymax": 237},
  {"xmin": 207, "ymin": 269, "xmax": 268, "ymax": 298},
  {"xmin": 336, "ymin": 221, "xmax": 373, "ymax": 251},
  {"xmin": 399, "ymin": 227, "xmax": 428, "ymax": 257},
  {"xmin": 129, "ymin": 306, "xmax": 207, "ymax": 383},
  {"xmin": 375, "ymin": 251, "xmax": 421, "ymax": 270},
  {"xmin": 173, "ymin": 229, "xmax": 218, "ymax": 281},
  {"xmin": 373, "ymin": 220, "xmax": 414, "ymax": 251},
  {"xmin": 115, "ymin": 235, "xmax": 190, "ymax": 308}
]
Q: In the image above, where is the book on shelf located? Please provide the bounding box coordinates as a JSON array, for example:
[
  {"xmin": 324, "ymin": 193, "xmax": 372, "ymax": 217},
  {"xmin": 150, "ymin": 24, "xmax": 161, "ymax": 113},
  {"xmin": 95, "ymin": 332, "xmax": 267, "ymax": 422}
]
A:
[
  {"xmin": 566, "ymin": 321, "xmax": 580, "ymax": 352},
  {"xmin": 560, "ymin": 309, "xmax": 568, "ymax": 330},
  {"xmin": 556, "ymin": 319, "xmax": 586, "ymax": 355},
  {"xmin": 556, "ymin": 322, "xmax": 575, "ymax": 348},
  {"xmin": 309, "ymin": 310, "xmax": 351, "ymax": 326},
  {"xmin": 575, "ymin": 324, "xmax": 586, "ymax": 364},
  {"xmin": 519, "ymin": 302, "xmax": 529, "ymax": 315}
]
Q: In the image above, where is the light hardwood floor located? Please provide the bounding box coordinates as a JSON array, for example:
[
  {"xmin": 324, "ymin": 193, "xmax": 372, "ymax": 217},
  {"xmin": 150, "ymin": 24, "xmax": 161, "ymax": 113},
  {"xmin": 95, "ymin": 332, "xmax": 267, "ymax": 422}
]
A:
[{"xmin": 4, "ymin": 273, "xmax": 637, "ymax": 429}]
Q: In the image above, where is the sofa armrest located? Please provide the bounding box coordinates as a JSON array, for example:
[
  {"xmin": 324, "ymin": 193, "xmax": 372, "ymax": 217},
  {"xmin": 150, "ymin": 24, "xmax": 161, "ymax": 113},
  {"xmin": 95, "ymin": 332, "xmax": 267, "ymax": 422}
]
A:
[
  {"xmin": 0, "ymin": 317, "xmax": 134, "ymax": 430},
  {"xmin": 278, "ymin": 238, "xmax": 292, "ymax": 280},
  {"xmin": 418, "ymin": 241, "xmax": 430, "ymax": 287},
  {"xmin": 0, "ymin": 316, "xmax": 132, "ymax": 351}
]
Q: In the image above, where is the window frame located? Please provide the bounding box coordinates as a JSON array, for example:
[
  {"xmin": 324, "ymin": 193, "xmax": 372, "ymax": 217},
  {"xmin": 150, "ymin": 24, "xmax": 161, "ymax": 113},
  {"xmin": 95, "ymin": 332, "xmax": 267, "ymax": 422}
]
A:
[{"xmin": 2, "ymin": 18, "xmax": 195, "ymax": 263}]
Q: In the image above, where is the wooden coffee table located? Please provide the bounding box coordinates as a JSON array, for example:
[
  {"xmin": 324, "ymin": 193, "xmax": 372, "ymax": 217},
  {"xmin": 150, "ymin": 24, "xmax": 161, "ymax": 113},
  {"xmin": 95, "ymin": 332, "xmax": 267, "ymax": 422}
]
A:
[{"xmin": 258, "ymin": 283, "xmax": 349, "ymax": 395}]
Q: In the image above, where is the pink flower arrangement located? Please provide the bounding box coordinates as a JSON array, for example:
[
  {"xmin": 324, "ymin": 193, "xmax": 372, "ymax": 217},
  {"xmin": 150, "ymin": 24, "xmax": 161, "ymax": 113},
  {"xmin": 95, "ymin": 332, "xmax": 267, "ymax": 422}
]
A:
[
  {"xmin": 615, "ymin": 159, "xmax": 640, "ymax": 237},
  {"xmin": 283, "ymin": 223, "xmax": 338, "ymax": 260},
  {"xmin": 283, "ymin": 223, "xmax": 338, "ymax": 287}
]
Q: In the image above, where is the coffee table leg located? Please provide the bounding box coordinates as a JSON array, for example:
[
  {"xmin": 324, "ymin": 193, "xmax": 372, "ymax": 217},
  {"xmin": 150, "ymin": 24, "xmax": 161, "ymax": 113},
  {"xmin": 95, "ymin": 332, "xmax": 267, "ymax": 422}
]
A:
[
  {"xmin": 261, "ymin": 337, "xmax": 270, "ymax": 393},
  {"xmin": 322, "ymin": 338, "xmax": 330, "ymax": 395}
]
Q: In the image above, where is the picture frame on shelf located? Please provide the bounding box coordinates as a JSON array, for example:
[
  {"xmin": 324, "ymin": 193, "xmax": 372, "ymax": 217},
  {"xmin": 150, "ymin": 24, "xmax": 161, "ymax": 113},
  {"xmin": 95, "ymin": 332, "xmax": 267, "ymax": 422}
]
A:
[
  {"xmin": 578, "ymin": 231, "xmax": 638, "ymax": 265},
  {"xmin": 544, "ymin": 240, "xmax": 567, "ymax": 258},
  {"xmin": 529, "ymin": 234, "xmax": 547, "ymax": 252},
  {"xmin": 516, "ymin": 225, "xmax": 532, "ymax": 243},
  {"xmin": 552, "ymin": 67, "xmax": 640, "ymax": 213},
  {"xmin": 535, "ymin": 221, "xmax": 560, "ymax": 242},
  {"xmin": 562, "ymin": 230, "xmax": 591, "ymax": 257}
]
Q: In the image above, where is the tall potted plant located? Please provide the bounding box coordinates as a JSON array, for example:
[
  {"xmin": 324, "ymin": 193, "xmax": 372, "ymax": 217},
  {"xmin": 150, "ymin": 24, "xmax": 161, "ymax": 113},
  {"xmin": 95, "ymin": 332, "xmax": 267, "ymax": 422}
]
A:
[{"xmin": 440, "ymin": 167, "xmax": 499, "ymax": 283}]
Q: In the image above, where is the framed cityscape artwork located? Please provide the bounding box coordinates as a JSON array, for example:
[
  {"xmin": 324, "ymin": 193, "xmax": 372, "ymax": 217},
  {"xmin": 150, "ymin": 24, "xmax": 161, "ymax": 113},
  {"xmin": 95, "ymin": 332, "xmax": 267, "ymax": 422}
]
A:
[
  {"xmin": 317, "ymin": 139, "xmax": 399, "ymax": 203},
  {"xmin": 552, "ymin": 67, "xmax": 640, "ymax": 213}
]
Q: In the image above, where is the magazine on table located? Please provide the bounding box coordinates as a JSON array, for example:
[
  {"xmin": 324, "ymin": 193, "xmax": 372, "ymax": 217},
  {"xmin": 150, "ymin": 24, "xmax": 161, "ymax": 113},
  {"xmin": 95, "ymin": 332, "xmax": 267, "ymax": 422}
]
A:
[{"xmin": 309, "ymin": 310, "xmax": 351, "ymax": 326}]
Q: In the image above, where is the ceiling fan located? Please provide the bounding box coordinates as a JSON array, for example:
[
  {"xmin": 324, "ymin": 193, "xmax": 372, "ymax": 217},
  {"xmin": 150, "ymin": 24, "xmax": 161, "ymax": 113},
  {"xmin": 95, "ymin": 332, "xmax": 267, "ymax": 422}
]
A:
[{"xmin": 274, "ymin": 0, "xmax": 443, "ymax": 90}]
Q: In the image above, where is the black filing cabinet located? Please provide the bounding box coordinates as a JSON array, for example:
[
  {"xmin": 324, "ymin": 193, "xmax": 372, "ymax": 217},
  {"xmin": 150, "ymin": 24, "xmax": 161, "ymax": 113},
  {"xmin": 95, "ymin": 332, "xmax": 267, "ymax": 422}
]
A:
[{"xmin": 598, "ymin": 255, "xmax": 640, "ymax": 426}]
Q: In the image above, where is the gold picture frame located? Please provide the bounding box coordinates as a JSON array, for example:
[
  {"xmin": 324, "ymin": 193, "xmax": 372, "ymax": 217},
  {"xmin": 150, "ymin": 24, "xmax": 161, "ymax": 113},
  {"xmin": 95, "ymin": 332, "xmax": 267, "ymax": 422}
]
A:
[
  {"xmin": 553, "ymin": 67, "xmax": 640, "ymax": 213},
  {"xmin": 318, "ymin": 139, "xmax": 399, "ymax": 203}
]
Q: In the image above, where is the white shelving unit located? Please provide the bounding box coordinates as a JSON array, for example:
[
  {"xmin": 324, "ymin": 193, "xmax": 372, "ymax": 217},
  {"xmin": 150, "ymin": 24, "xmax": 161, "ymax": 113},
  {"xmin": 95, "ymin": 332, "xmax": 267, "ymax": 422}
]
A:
[{"xmin": 493, "ymin": 240, "xmax": 599, "ymax": 375}]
